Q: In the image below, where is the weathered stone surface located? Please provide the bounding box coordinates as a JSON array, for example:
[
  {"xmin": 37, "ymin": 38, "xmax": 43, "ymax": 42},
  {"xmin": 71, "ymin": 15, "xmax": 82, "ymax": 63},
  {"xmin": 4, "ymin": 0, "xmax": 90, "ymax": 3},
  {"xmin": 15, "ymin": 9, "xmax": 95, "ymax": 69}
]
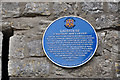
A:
[
  {"xmin": 76, "ymin": 14, "xmax": 118, "ymax": 30},
  {"xmin": 95, "ymin": 31, "xmax": 106, "ymax": 56},
  {"xmin": 51, "ymin": 2, "xmax": 76, "ymax": 19},
  {"xmin": 119, "ymin": 32, "xmax": 120, "ymax": 55},
  {"xmin": 95, "ymin": 14, "xmax": 118, "ymax": 29},
  {"xmin": 95, "ymin": 30, "xmax": 118, "ymax": 56},
  {"xmin": 104, "ymin": 30, "xmax": 118, "ymax": 53},
  {"xmin": 27, "ymin": 40, "xmax": 43, "ymax": 57},
  {"xmin": 8, "ymin": 58, "xmax": 51, "ymax": 77},
  {"xmin": 2, "ymin": 21, "xmax": 12, "ymax": 31},
  {"xmin": 3, "ymin": 17, "xmax": 51, "ymax": 30},
  {"xmin": 108, "ymin": 2, "xmax": 118, "ymax": 13},
  {"xmin": 23, "ymin": 2, "xmax": 51, "ymax": 16},
  {"xmin": 2, "ymin": 2, "xmax": 20, "ymax": 18},
  {"xmin": 9, "ymin": 27, "xmax": 45, "ymax": 59},
  {"xmin": 0, "ymin": 3, "xmax": 2, "ymax": 31},
  {"xmin": 9, "ymin": 35, "xmax": 26, "ymax": 59},
  {"xmin": 81, "ymin": 2, "xmax": 103, "ymax": 14},
  {"xmin": 0, "ymin": 26, "xmax": 2, "ymax": 32},
  {"xmin": 50, "ymin": 56, "xmax": 113, "ymax": 78}
]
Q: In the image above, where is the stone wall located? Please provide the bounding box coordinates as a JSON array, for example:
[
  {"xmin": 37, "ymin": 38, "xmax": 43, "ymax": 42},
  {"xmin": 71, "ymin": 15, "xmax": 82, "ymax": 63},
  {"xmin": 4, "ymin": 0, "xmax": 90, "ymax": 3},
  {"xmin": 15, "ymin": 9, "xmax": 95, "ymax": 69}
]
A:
[{"xmin": 1, "ymin": 2, "xmax": 120, "ymax": 79}]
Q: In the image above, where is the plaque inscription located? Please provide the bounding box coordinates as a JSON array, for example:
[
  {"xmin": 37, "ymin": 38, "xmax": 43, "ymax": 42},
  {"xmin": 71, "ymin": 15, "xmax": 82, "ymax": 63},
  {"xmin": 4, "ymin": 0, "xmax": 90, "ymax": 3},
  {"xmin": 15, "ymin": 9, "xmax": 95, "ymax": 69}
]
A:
[{"xmin": 43, "ymin": 16, "xmax": 98, "ymax": 68}]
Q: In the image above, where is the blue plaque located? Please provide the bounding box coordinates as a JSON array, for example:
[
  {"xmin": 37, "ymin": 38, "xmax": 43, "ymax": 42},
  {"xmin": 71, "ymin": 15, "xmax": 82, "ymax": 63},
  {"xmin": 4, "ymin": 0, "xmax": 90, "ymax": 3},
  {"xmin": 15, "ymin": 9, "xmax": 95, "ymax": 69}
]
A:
[{"xmin": 43, "ymin": 16, "xmax": 98, "ymax": 68}]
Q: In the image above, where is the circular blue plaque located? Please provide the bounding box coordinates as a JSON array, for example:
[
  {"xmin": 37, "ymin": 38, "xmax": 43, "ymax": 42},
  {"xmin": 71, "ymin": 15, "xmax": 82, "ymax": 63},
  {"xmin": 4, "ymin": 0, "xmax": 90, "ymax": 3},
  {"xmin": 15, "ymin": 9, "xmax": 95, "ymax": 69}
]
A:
[{"xmin": 43, "ymin": 16, "xmax": 98, "ymax": 68}]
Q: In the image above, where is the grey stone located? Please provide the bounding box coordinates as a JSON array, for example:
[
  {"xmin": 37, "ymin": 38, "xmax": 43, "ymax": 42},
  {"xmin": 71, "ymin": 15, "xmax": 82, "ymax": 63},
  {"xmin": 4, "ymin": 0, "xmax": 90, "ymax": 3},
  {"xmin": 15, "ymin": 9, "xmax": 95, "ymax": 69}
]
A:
[
  {"xmin": 27, "ymin": 39, "xmax": 44, "ymax": 57},
  {"xmin": 118, "ymin": 2, "xmax": 120, "ymax": 13},
  {"xmin": 3, "ymin": 17, "xmax": 51, "ymax": 30},
  {"xmin": 119, "ymin": 35, "xmax": 120, "ymax": 54},
  {"xmin": 9, "ymin": 27, "xmax": 46, "ymax": 59},
  {"xmin": 104, "ymin": 30, "xmax": 118, "ymax": 53},
  {"xmin": 95, "ymin": 30, "xmax": 118, "ymax": 60},
  {"xmin": 2, "ymin": 2, "xmax": 20, "ymax": 18},
  {"xmin": 81, "ymin": 2, "xmax": 103, "ymax": 14},
  {"xmin": 23, "ymin": 2, "xmax": 51, "ymax": 16},
  {"xmin": 8, "ymin": 58, "xmax": 51, "ymax": 77},
  {"xmin": 9, "ymin": 35, "xmax": 27, "ymax": 59},
  {"xmin": 52, "ymin": 2, "xmax": 76, "ymax": 19},
  {"xmin": 24, "ymin": 27, "xmax": 46, "ymax": 57},
  {"xmin": 2, "ymin": 21, "xmax": 12, "ymax": 31},
  {"xmin": 95, "ymin": 41, "xmax": 103, "ymax": 56},
  {"xmin": 112, "ymin": 45, "xmax": 118, "ymax": 53},
  {"xmin": 50, "ymin": 56, "xmax": 113, "ymax": 78},
  {"xmin": 0, "ymin": 3, "xmax": 2, "ymax": 31},
  {"xmin": 49, "ymin": 64, "xmax": 74, "ymax": 78},
  {"xmin": 117, "ymin": 54, "xmax": 120, "ymax": 60},
  {"xmin": 95, "ymin": 15, "xmax": 117, "ymax": 29},
  {"xmin": 95, "ymin": 31, "xmax": 107, "ymax": 56},
  {"xmin": 0, "ymin": 26, "xmax": 2, "ymax": 32},
  {"xmin": 108, "ymin": 2, "xmax": 118, "ymax": 13}
]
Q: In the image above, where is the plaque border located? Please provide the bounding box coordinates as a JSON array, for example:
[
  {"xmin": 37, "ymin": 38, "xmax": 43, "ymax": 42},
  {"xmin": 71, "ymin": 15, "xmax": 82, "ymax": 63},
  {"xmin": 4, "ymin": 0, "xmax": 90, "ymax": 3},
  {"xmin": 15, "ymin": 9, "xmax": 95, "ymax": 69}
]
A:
[{"xmin": 42, "ymin": 16, "xmax": 98, "ymax": 68}]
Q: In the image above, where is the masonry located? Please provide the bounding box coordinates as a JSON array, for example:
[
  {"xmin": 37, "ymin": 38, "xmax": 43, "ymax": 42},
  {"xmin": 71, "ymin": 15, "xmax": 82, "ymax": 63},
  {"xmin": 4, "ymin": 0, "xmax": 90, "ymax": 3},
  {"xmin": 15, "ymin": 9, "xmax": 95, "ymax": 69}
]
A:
[{"xmin": 0, "ymin": 1, "xmax": 120, "ymax": 80}]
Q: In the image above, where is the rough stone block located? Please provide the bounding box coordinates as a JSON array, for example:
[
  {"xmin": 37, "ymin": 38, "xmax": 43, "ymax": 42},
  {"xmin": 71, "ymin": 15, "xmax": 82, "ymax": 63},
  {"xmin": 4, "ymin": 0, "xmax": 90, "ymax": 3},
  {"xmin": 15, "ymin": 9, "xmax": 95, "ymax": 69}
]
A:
[
  {"xmin": 81, "ymin": 2, "xmax": 103, "ymax": 14},
  {"xmin": 8, "ymin": 58, "xmax": 51, "ymax": 77},
  {"xmin": 95, "ymin": 31, "xmax": 107, "ymax": 56},
  {"xmin": 2, "ymin": 2, "xmax": 20, "ymax": 18},
  {"xmin": 51, "ymin": 2, "xmax": 76, "ymax": 19},
  {"xmin": 23, "ymin": 2, "xmax": 51, "ymax": 16},
  {"xmin": 0, "ymin": 2, "xmax": 1, "ymax": 18},
  {"xmin": 9, "ymin": 35, "xmax": 26, "ymax": 59},
  {"xmin": 108, "ymin": 2, "xmax": 118, "ymax": 13},
  {"xmin": 3, "ymin": 17, "xmax": 51, "ymax": 30},
  {"xmin": 50, "ymin": 56, "xmax": 113, "ymax": 78},
  {"xmin": 9, "ymin": 27, "xmax": 46, "ymax": 59},
  {"xmin": 2, "ymin": 21, "xmax": 12, "ymax": 31},
  {"xmin": 27, "ymin": 39, "xmax": 43, "ymax": 57},
  {"xmin": 95, "ymin": 30, "xmax": 118, "ymax": 56},
  {"xmin": 95, "ymin": 14, "xmax": 118, "ymax": 29},
  {"xmin": 104, "ymin": 30, "xmax": 118, "ymax": 53}
]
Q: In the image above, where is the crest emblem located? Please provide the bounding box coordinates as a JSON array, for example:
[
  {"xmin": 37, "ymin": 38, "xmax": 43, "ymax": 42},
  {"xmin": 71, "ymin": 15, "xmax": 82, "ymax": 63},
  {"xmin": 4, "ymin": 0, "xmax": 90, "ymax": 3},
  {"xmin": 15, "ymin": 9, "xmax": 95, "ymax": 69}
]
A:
[{"xmin": 64, "ymin": 18, "xmax": 75, "ymax": 29}]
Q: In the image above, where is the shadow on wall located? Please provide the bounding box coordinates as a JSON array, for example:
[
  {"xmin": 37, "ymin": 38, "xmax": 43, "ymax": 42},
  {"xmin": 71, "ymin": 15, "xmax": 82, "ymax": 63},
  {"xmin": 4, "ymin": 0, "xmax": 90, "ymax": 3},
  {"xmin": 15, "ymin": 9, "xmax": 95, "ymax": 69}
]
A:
[{"xmin": 2, "ymin": 28, "xmax": 13, "ymax": 80}]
